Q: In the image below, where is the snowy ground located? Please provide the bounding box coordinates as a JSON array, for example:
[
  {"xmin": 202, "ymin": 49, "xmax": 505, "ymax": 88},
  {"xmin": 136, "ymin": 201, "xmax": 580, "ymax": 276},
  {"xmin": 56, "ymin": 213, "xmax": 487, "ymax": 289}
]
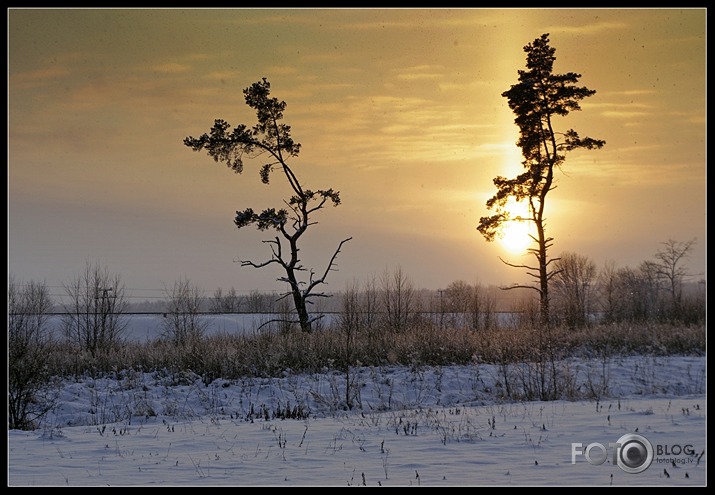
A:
[{"xmin": 7, "ymin": 355, "xmax": 707, "ymax": 486}]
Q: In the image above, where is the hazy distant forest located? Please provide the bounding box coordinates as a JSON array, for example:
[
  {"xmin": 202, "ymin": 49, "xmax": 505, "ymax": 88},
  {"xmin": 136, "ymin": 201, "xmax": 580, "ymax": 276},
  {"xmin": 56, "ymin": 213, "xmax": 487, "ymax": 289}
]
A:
[{"xmin": 8, "ymin": 35, "xmax": 706, "ymax": 431}]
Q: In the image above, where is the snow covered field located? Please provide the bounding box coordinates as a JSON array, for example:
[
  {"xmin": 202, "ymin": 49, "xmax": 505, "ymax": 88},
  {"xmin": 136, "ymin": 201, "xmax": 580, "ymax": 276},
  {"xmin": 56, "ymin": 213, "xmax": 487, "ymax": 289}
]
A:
[{"xmin": 7, "ymin": 355, "xmax": 706, "ymax": 486}]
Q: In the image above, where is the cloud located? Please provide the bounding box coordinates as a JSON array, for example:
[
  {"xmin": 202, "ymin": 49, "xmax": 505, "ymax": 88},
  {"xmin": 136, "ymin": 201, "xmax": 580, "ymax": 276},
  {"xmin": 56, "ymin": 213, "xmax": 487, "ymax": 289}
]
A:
[
  {"xmin": 550, "ymin": 21, "xmax": 629, "ymax": 35},
  {"xmin": 10, "ymin": 66, "xmax": 72, "ymax": 88},
  {"xmin": 601, "ymin": 110, "xmax": 650, "ymax": 119},
  {"xmin": 152, "ymin": 62, "xmax": 191, "ymax": 74}
]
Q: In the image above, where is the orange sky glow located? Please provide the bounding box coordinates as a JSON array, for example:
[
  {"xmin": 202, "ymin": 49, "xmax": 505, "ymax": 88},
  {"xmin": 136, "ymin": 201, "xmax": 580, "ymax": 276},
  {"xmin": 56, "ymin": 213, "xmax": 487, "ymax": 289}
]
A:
[{"xmin": 8, "ymin": 8, "xmax": 706, "ymax": 301}]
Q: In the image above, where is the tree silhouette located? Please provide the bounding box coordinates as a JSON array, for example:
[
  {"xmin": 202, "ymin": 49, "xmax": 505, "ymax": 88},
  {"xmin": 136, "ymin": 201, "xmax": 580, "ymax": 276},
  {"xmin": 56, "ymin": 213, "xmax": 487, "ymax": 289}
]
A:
[
  {"xmin": 654, "ymin": 238, "xmax": 696, "ymax": 320},
  {"xmin": 477, "ymin": 33, "xmax": 605, "ymax": 326},
  {"xmin": 184, "ymin": 78, "xmax": 351, "ymax": 332}
]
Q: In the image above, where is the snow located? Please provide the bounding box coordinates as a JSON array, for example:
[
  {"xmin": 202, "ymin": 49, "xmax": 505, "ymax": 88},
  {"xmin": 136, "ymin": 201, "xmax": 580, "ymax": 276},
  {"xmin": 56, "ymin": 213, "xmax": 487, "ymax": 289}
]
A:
[
  {"xmin": 7, "ymin": 355, "xmax": 707, "ymax": 486},
  {"xmin": 43, "ymin": 314, "xmax": 290, "ymax": 342}
]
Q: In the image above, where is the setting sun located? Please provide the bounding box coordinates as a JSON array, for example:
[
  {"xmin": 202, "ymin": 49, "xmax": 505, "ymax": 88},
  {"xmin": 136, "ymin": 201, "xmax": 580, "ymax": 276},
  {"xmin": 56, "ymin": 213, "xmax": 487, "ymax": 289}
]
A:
[{"xmin": 499, "ymin": 199, "xmax": 533, "ymax": 254}]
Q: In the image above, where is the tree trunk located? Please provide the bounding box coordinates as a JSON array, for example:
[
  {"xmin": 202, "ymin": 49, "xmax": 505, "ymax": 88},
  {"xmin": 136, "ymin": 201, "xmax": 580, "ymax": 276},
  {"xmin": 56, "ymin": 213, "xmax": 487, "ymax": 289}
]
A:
[{"xmin": 293, "ymin": 291, "xmax": 311, "ymax": 333}]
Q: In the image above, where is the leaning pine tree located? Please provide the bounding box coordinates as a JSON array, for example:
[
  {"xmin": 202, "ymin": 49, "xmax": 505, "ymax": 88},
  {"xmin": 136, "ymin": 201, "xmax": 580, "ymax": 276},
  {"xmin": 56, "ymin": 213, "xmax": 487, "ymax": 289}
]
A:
[
  {"xmin": 478, "ymin": 33, "xmax": 605, "ymax": 328},
  {"xmin": 184, "ymin": 78, "xmax": 351, "ymax": 332}
]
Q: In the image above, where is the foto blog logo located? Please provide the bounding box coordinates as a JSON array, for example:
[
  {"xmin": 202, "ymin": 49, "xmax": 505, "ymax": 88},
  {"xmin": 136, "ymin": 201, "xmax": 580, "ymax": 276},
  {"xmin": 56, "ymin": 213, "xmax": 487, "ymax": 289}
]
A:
[{"xmin": 571, "ymin": 433, "xmax": 654, "ymax": 474}]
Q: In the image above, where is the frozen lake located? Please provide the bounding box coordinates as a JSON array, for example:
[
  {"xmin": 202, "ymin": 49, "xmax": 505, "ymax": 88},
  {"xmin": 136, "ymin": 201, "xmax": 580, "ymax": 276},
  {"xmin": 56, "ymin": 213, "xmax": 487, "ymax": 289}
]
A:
[
  {"xmin": 44, "ymin": 311, "xmax": 567, "ymax": 342},
  {"xmin": 44, "ymin": 313, "xmax": 317, "ymax": 342}
]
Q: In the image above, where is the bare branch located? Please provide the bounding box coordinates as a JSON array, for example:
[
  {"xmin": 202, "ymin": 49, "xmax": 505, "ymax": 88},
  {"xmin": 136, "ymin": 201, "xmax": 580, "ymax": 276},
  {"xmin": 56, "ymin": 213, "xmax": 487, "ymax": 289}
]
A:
[
  {"xmin": 303, "ymin": 237, "xmax": 352, "ymax": 296},
  {"xmin": 256, "ymin": 313, "xmax": 325, "ymax": 331},
  {"xmin": 502, "ymin": 284, "xmax": 541, "ymax": 293},
  {"xmin": 498, "ymin": 256, "xmax": 537, "ymax": 271}
]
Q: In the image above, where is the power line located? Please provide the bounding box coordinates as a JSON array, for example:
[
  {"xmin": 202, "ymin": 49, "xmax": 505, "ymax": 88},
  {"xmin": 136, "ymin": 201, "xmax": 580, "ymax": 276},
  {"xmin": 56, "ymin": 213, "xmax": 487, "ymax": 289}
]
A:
[
  {"xmin": 11, "ymin": 283, "xmax": 280, "ymax": 294},
  {"xmin": 10, "ymin": 284, "xmax": 285, "ymax": 301}
]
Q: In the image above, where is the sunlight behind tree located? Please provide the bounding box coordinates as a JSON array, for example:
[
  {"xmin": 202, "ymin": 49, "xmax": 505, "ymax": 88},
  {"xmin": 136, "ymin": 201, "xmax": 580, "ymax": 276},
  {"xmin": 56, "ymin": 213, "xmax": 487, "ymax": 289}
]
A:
[{"xmin": 498, "ymin": 198, "xmax": 533, "ymax": 254}]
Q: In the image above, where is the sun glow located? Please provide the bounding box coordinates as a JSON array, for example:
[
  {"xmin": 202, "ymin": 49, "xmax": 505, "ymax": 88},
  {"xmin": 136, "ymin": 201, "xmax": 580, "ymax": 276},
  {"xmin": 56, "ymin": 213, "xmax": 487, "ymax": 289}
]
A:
[
  {"xmin": 494, "ymin": 139, "xmax": 535, "ymax": 255},
  {"xmin": 499, "ymin": 198, "xmax": 533, "ymax": 254}
]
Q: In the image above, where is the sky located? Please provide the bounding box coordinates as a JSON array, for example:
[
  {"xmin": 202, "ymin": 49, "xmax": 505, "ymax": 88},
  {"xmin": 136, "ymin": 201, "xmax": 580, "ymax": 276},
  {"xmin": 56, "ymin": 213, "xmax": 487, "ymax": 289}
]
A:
[
  {"xmin": 8, "ymin": 8, "xmax": 707, "ymax": 302},
  {"xmin": 7, "ymin": 355, "xmax": 707, "ymax": 486}
]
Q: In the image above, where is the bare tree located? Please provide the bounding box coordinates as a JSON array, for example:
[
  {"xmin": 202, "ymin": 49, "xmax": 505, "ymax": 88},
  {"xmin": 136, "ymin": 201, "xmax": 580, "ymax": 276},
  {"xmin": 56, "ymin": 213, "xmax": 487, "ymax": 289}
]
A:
[
  {"xmin": 381, "ymin": 265, "xmax": 416, "ymax": 332},
  {"xmin": 597, "ymin": 260, "xmax": 620, "ymax": 324},
  {"xmin": 599, "ymin": 240, "xmax": 699, "ymax": 324},
  {"xmin": 637, "ymin": 260, "xmax": 663, "ymax": 322},
  {"xmin": 444, "ymin": 280, "xmax": 471, "ymax": 312},
  {"xmin": 184, "ymin": 78, "xmax": 351, "ymax": 332},
  {"xmin": 62, "ymin": 260, "xmax": 128, "ymax": 357},
  {"xmin": 244, "ymin": 289, "xmax": 268, "ymax": 313},
  {"xmin": 470, "ymin": 282, "xmax": 498, "ymax": 331},
  {"xmin": 601, "ymin": 262, "xmax": 662, "ymax": 323},
  {"xmin": 340, "ymin": 279, "xmax": 363, "ymax": 334},
  {"xmin": 358, "ymin": 273, "xmax": 381, "ymax": 332},
  {"xmin": 654, "ymin": 238, "xmax": 696, "ymax": 320},
  {"xmin": 339, "ymin": 279, "xmax": 362, "ymax": 409},
  {"xmin": 210, "ymin": 286, "xmax": 241, "ymax": 314},
  {"xmin": 8, "ymin": 275, "xmax": 59, "ymax": 430},
  {"xmin": 162, "ymin": 277, "xmax": 209, "ymax": 348},
  {"xmin": 551, "ymin": 252, "xmax": 597, "ymax": 328},
  {"xmin": 444, "ymin": 280, "xmax": 472, "ymax": 328}
]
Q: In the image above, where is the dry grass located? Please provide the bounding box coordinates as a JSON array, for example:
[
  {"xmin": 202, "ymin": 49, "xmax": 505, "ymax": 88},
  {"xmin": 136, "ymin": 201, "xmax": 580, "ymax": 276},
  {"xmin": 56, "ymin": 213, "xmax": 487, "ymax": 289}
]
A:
[{"xmin": 42, "ymin": 321, "xmax": 705, "ymax": 382}]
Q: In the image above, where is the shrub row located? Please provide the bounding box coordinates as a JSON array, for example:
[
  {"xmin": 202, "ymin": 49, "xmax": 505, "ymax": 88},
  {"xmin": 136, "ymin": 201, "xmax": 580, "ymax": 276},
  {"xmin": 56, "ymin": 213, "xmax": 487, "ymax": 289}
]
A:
[{"xmin": 43, "ymin": 321, "xmax": 705, "ymax": 383}]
